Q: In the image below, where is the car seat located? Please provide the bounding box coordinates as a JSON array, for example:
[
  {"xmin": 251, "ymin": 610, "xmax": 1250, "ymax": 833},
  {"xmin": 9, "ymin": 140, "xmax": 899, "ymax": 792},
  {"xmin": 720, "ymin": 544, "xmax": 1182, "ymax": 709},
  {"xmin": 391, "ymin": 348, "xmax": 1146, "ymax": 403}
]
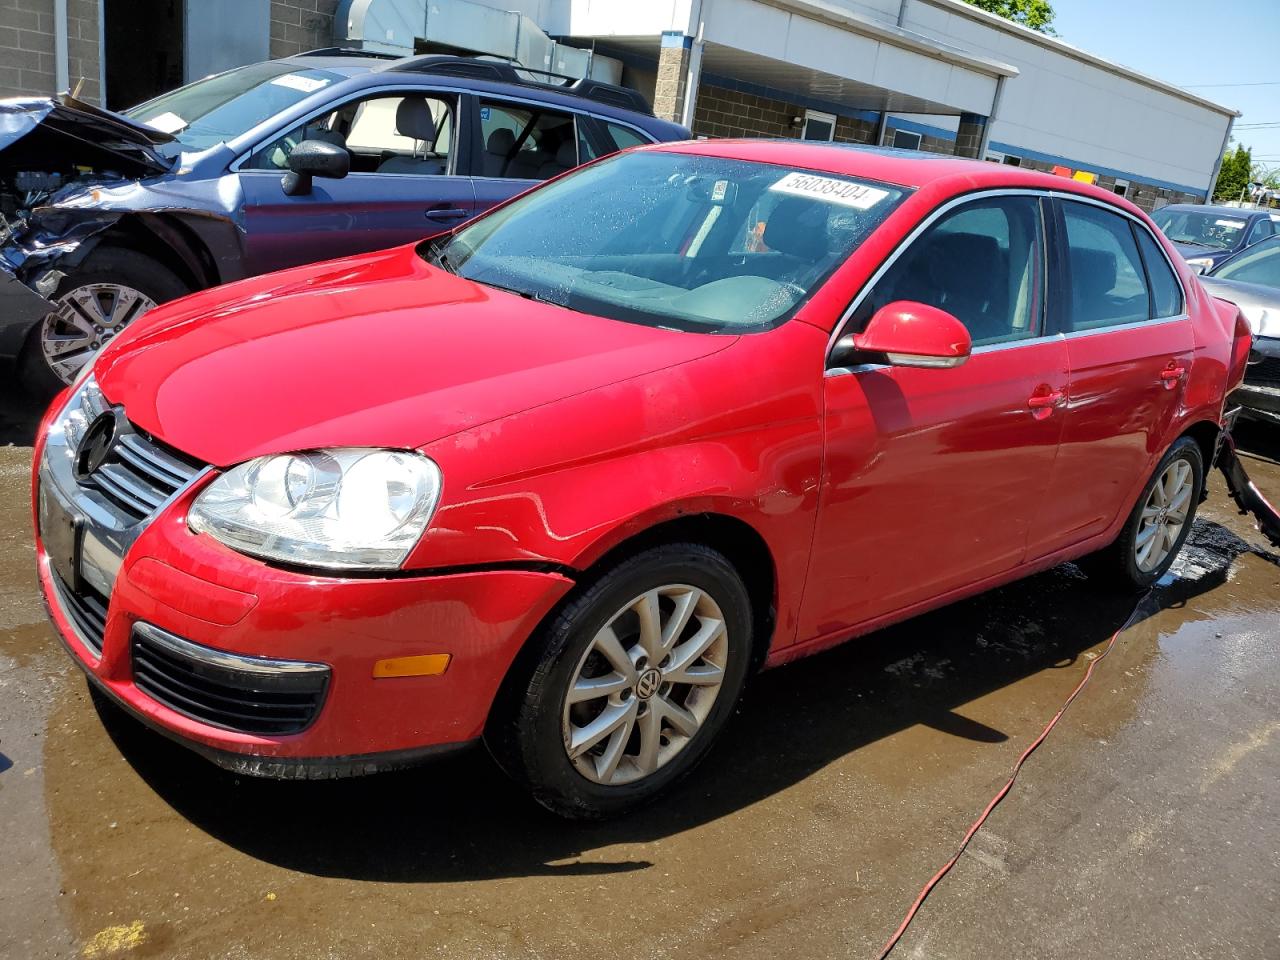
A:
[{"xmin": 377, "ymin": 98, "xmax": 447, "ymax": 175}]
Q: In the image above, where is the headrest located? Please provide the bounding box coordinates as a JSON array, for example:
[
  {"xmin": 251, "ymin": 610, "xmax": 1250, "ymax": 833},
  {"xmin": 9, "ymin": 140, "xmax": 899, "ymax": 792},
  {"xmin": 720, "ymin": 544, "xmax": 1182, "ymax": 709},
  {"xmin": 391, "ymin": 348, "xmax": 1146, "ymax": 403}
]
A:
[
  {"xmin": 1072, "ymin": 247, "xmax": 1117, "ymax": 300},
  {"xmin": 395, "ymin": 97, "xmax": 438, "ymax": 142},
  {"xmin": 487, "ymin": 128, "xmax": 516, "ymax": 155},
  {"xmin": 763, "ymin": 198, "xmax": 829, "ymax": 261},
  {"xmin": 925, "ymin": 232, "xmax": 1001, "ymax": 291}
]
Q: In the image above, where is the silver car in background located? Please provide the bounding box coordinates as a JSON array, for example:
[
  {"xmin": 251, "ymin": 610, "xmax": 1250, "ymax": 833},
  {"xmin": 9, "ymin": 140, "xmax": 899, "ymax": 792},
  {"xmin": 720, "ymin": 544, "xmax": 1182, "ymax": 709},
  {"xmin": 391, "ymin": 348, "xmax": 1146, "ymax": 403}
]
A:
[{"xmin": 1200, "ymin": 235, "xmax": 1280, "ymax": 425}]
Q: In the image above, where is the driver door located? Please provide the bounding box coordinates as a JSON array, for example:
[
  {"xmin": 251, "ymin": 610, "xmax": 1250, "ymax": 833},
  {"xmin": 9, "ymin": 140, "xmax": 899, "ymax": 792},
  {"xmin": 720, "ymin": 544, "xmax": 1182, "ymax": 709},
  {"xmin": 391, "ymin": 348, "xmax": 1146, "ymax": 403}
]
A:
[
  {"xmin": 800, "ymin": 193, "xmax": 1069, "ymax": 638},
  {"xmin": 237, "ymin": 91, "xmax": 477, "ymax": 275}
]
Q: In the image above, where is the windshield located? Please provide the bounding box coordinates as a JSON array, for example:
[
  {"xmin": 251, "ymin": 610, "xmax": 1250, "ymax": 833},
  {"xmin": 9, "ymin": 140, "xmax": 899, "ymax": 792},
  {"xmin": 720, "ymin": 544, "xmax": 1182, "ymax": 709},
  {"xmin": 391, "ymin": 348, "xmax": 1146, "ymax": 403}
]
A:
[
  {"xmin": 430, "ymin": 151, "xmax": 908, "ymax": 333},
  {"xmin": 1152, "ymin": 208, "xmax": 1247, "ymax": 250},
  {"xmin": 125, "ymin": 62, "xmax": 345, "ymax": 155},
  {"xmin": 1213, "ymin": 236, "xmax": 1280, "ymax": 288}
]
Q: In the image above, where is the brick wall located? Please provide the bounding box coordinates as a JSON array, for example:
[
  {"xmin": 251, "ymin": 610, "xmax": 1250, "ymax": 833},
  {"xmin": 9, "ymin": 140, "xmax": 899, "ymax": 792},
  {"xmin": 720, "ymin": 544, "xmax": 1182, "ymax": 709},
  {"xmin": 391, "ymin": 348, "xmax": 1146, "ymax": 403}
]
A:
[
  {"xmin": 0, "ymin": 0, "xmax": 101, "ymax": 104},
  {"xmin": 269, "ymin": 0, "xmax": 338, "ymax": 59},
  {"xmin": 692, "ymin": 83, "xmax": 878, "ymax": 144}
]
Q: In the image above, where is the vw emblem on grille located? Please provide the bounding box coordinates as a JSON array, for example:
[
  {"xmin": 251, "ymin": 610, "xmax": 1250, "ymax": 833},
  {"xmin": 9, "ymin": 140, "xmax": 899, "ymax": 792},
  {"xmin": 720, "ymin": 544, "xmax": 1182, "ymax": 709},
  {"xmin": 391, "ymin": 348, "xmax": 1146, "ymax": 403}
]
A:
[{"xmin": 74, "ymin": 410, "xmax": 122, "ymax": 481}]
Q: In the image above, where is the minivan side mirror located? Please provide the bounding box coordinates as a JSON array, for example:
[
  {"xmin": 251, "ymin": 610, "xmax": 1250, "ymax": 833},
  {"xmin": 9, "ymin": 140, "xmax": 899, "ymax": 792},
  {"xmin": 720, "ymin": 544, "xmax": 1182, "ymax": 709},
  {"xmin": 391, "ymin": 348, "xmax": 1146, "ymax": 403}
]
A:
[
  {"xmin": 282, "ymin": 140, "xmax": 351, "ymax": 196},
  {"xmin": 832, "ymin": 301, "xmax": 972, "ymax": 369},
  {"xmin": 1188, "ymin": 261, "xmax": 1209, "ymax": 276}
]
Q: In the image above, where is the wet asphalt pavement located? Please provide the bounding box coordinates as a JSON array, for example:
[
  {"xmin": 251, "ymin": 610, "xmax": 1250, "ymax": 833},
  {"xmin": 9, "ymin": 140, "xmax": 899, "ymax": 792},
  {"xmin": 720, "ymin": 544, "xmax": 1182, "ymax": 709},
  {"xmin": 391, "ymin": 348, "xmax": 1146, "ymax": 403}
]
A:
[{"xmin": 1, "ymin": 380, "xmax": 1278, "ymax": 960}]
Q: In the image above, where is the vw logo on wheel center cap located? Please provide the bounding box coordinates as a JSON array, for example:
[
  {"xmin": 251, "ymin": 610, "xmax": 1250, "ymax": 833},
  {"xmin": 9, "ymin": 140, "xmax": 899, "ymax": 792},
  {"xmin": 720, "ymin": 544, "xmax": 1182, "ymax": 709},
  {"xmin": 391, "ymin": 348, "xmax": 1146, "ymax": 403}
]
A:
[{"xmin": 636, "ymin": 667, "xmax": 662, "ymax": 701}]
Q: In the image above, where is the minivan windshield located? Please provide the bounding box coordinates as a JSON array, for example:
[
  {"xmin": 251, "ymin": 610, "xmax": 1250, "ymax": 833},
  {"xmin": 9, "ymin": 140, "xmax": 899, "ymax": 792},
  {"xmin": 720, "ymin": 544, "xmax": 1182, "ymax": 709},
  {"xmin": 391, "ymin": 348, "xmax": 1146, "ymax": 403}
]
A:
[
  {"xmin": 125, "ymin": 62, "xmax": 345, "ymax": 155},
  {"xmin": 1152, "ymin": 208, "xmax": 1247, "ymax": 250},
  {"xmin": 430, "ymin": 150, "xmax": 908, "ymax": 333}
]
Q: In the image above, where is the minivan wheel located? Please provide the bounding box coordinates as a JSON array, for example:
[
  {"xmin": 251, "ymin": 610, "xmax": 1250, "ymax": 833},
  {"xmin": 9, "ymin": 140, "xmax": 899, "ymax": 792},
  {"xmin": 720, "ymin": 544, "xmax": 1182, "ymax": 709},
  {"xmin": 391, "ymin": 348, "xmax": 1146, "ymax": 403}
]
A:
[
  {"xmin": 1080, "ymin": 436, "xmax": 1204, "ymax": 590},
  {"xmin": 19, "ymin": 247, "xmax": 188, "ymax": 397},
  {"xmin": 487, "ymin": 543, "xmax": 753, "ymax": 820}
]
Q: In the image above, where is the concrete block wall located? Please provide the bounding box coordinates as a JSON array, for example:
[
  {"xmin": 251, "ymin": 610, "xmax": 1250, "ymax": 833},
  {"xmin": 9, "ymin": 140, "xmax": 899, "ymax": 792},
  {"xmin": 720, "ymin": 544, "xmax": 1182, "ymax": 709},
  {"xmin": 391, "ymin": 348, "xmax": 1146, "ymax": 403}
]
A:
[
  {"xmin": 693, "ymin": 84, "xmax": 877, "ymax": 144},
  {"xmin": 268, "ymin": 0, "xmax": 338, "ymax": 59},
  {"xmin": 0, "ymin": 0, "xmax": 101, "ymax": 104}
]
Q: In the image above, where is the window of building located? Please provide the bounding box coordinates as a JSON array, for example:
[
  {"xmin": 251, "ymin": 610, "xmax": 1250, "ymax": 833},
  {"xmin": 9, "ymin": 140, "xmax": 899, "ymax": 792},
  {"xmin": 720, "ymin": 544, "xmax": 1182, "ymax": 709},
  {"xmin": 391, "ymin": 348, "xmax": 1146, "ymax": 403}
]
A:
[
  {"xmin": 1061, "ymin": 200, "xmax": 1151, "ymax": 330},
  {"xmin": 984, "ymin": 150, "xmax": 1005, "ymax": 163},
  {"xmin": 851, "ymin": 195, "xmax": 1046, "ymax": 346},
  {"xmin": 1113, "ymin": 178, "xmax": 1130, "ymax": 198},
  {"xmin": 891, "ymin": 129, "xmax": 922, "ymax": 151},
  {"xmin": 1002, "ymin": 155, "xmax": 1022, "ymax": 167},
  {"xmin": 478, "ymin": 100, "xmax": 579, "ymax": 180},
  {"xmin": 802, "ymin": 110, "xmax": 836, "ymax": 142},
  {"xmin": 245, "ymin": 93, "xmax": 454, "ymax": 175}
]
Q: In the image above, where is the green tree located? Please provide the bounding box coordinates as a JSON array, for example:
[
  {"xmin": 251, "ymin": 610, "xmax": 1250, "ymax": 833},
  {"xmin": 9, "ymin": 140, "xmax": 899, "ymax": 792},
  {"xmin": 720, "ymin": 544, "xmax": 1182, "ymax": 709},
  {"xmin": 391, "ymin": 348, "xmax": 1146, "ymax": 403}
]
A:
[
  {"xmin": 1213, "ymin": 143, "xmax": 1253, "ymax": 202},
  {"xmin": 960, "ymin": 0, "xmax": 1056, "ymax": 34}
]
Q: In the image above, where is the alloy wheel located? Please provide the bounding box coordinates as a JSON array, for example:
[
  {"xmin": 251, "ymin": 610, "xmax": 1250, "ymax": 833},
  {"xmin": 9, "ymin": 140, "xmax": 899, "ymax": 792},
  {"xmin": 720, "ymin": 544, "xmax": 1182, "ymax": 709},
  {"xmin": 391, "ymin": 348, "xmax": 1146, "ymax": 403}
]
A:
[
  {"xmin": 1135, "ymin": 458, "xmax": 1194, "ymax": 572},
  {"xmin": 41, "ymin": 283, "xmax": 157, "ymax": 384},
  {"xmin": 562, "ymin": 584, "xmax": 729, "ymax": 786}
]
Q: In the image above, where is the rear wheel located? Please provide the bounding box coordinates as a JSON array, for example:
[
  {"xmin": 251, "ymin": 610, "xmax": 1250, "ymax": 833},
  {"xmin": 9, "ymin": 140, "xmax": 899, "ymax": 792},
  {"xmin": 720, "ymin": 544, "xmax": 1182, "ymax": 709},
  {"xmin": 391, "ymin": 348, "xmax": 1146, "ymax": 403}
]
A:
[
  {"xmin": 19, "ymin": 247, "xmax": 188, "ymax": 397},
  {"xmin": 487, "ymin": 543, "xmax": 753, "ymax": 819},
  {"xmin": 1080, "ymin": 436, "xmax": 1204, "ymax": 590}
]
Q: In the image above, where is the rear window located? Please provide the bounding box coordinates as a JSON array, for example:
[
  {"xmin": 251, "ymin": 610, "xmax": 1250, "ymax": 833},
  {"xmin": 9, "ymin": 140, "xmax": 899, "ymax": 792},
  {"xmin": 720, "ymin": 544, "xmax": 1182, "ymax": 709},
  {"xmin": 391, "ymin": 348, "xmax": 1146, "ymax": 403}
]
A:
[{"xmin": 1134, "ymin": 228, "xmax": 1184, "ymax": 318}]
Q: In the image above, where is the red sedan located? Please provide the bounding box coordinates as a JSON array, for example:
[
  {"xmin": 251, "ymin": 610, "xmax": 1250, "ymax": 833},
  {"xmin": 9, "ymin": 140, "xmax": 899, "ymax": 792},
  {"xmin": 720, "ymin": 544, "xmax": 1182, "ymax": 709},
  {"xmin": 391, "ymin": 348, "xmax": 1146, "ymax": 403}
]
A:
[{"xmin": 33, "ymin": 141, "xmax": 1251, "ymax": 818}]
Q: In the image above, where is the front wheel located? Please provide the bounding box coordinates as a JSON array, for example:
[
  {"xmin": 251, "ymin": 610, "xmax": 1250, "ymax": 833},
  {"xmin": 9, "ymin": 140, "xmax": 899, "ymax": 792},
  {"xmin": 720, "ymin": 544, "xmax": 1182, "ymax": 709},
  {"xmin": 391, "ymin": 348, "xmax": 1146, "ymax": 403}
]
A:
[
  {"xmin": 19, "ymin": 247, "xmax": 188, "ymax": 396},
  {"xmin": 487, "ymin": 543, "xmax": 753, "ymax": 819},
  {"xmin": 1081, "ymin": 436, "xmax": 1204, "ymax": 590}
]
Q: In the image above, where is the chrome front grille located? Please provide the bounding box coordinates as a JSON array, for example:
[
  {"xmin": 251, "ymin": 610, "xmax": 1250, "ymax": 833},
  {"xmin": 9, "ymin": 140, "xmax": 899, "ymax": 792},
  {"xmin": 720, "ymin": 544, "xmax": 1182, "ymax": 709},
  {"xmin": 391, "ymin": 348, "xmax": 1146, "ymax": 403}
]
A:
[{"xmin": 84, "ymin": 429, "xmax": 205, "ymax": 524}]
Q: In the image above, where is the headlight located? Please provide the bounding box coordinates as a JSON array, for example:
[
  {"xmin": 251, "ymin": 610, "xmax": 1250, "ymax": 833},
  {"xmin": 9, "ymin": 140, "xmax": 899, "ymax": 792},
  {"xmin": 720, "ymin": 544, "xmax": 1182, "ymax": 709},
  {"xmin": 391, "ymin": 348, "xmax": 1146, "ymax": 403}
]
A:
[
  {"xmin": 189, "ymin": 449, "xmax": 443, "ymax": 570},
  {"xmin": 1186, "ymin": 256, "xmax": 1215, "ymax": 273}
]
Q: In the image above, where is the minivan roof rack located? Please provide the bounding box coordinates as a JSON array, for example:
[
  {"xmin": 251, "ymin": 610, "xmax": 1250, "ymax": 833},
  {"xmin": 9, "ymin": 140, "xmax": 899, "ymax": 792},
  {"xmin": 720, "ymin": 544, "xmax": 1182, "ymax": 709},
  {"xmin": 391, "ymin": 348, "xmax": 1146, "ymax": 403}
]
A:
[
  {"xmin": 297, "ymin": 47, "xmax": 401, "ymax": 60},
  {"xmin": 380, "ymin": 54, "xmax": 654, "ymax": 116}
]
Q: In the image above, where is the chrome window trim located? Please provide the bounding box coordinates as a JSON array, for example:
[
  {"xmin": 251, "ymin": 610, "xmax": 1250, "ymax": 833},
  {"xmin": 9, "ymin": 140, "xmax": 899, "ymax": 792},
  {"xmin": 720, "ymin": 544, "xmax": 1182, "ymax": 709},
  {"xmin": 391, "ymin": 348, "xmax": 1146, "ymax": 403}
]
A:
[
  {"xmin": 824, "ymin": 187, "xmax": 1191, "ymax": 374},
  {"xmin": 229, "ymin": 84, "xmax": 654, "ymax": 174},
  {"xmin": 1056, "ymin": 192, "xmax": 1189, "ymax": 321},
  {"xmin": 824, "ymin": 187, "xmax": 1053, "ymax": 371}
]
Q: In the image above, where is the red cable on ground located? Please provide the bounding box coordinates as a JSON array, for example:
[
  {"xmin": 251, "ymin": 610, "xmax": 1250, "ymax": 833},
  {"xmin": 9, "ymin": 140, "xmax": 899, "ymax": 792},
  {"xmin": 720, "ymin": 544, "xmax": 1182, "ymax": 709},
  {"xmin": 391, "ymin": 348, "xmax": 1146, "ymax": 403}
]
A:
[{"xmin": 874, "ymin": 595, "xmax": 1149, "ymax": 960}]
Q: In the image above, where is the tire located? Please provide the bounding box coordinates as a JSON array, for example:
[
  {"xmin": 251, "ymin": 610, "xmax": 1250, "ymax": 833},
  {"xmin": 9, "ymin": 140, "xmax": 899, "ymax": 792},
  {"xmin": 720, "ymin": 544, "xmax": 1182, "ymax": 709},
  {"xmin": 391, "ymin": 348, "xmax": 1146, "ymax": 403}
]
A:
[
  {"xmin": 19, "ymin": 247, "xmax": 188, "ymax": 398},
  {"xmin": 1079, "ymin": 436, "xmax": 1204, "ymax": 591},
  {"xmin": 487, "ymin": 543, "xmax": 753, "ymax": 820}
]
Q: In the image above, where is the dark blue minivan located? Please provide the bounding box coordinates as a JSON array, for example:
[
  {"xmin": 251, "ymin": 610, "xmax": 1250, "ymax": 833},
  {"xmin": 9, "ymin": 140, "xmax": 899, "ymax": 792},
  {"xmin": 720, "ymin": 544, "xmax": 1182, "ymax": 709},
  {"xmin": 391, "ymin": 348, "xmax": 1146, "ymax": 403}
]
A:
[{"xmin": 0, "ymin": 51, "xmax": 689, "ymax": 392}]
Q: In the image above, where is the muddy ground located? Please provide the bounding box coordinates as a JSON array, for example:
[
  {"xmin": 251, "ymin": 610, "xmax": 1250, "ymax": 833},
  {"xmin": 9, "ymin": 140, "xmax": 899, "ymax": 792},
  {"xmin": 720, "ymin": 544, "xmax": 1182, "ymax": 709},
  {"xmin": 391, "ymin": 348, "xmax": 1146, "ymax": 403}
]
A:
[{"xmin": 1, "ymin": 381, "xmax": 1278, "ymax": 960}]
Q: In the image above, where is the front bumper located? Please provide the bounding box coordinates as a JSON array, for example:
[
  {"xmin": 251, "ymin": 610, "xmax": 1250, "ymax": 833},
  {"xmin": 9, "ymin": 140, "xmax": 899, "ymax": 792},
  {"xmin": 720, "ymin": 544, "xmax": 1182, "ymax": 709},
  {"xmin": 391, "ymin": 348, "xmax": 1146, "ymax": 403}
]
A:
[
  {"xmin": 0, "ymin": 259, "xmax": 55, "ymax": 358},
  {"xmin": 33, "ymin": 405, "xmax": 574, "ymax": 775},
  {"xmin": 1236, "ymin": 336, "xmax": 1280, "ymax": 424}
]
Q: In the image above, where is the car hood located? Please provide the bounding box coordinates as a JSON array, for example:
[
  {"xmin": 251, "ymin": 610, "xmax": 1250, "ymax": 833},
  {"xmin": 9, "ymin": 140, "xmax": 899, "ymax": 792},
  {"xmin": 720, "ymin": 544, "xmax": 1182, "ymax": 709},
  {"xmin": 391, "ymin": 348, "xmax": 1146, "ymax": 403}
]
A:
[
  {"xmin": 1200, "ymin": 276, "xmax": 1280, "ymax": 339},
  {"xmin": 1170, "ymin": 241, "xmax": 1232, "ymax": 263},
  {"xmin": 94, "ymin": 245, "xmax": 734, "ymax": 467},
  {"xmin": 0, "ymin": 94, "xmax": 173, "ymax": 179}
]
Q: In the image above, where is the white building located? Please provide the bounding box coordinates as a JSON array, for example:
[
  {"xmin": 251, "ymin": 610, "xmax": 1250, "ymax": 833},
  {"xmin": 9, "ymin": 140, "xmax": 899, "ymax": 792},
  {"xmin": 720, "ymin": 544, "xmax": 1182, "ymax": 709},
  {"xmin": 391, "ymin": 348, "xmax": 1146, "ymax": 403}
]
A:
[{"xmin": 337, "ymin": 0, "xmax": 1238, "ymax": 210}]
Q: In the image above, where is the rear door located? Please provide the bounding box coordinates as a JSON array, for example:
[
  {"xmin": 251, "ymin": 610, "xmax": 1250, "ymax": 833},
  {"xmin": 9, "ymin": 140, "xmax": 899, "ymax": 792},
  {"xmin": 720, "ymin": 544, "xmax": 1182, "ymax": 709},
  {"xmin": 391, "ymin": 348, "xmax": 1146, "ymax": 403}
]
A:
[
  {"xmin": 1030, "ymin": 197, "xmax": 1193, "ymax": 557},
  {"xmin": 801, "ymin": 193, "xmax": 1069, "ymax": 637},
  {"xmin": 237, "ymin": 89, "xmax": 477, "ymax": 275}
]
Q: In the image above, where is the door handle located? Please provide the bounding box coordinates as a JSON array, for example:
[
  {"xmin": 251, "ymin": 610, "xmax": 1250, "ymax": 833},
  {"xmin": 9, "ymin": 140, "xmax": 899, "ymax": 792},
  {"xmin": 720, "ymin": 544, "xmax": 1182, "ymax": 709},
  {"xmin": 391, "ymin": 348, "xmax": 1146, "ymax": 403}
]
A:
[
  {"xmin": 1160, "ymin": 364, "xmax": 1186, "ymax": 388},
  {"xmin": 1027, "ymin": 387, "xmax": 1066, "ymax": 419},
  {"xmin": 425, "ymin": 207, "xmax": 468, "ymax": 222}
]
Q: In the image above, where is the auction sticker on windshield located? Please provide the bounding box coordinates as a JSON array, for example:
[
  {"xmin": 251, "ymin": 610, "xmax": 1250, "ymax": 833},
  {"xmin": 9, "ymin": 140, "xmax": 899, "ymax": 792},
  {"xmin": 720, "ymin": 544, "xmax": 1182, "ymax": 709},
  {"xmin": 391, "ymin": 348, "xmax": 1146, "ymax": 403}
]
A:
[
  {"xmin": 270, "ymin": 74, "xmax": 331, "ymax": 94},
  {"xmin": 770, "ymin": 172, "xmax": 889, "ymax": 209}
]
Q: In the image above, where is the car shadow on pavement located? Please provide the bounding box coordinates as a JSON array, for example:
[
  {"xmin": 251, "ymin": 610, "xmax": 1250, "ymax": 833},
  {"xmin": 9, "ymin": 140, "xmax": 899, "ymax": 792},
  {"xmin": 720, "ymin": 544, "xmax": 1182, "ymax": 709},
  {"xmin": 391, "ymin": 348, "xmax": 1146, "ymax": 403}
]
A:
[{"xmin": 91, "ymin": 517, "xmax": 1257, "ymax": 884}]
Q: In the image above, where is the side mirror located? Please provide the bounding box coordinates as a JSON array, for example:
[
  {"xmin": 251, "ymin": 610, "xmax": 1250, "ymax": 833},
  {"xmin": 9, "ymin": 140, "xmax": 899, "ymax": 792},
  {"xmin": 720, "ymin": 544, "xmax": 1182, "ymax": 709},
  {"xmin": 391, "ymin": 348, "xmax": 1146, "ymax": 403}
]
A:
[
  {"xmin": 833, "ymin": 301, "xmax": 972, "ymax": 369},
  {"xmin": 281, "ymin": 140, "xmax": 350, "ymax": 196},
  {"xmin": 1188, "ymin": 261, "xmax": 1209, "ymax": 276}
]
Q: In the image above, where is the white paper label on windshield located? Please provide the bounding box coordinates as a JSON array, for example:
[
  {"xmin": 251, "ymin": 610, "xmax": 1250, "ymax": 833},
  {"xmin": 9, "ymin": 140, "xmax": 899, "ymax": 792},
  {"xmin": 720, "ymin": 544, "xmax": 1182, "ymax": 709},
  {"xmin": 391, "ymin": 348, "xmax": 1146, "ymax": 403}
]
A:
[
  {"xmin": 1216, "ymin": 218, "xmax": 1246, "ymax": 229},
  {"xmin": 143, "ymin": 111, "xmax": 187, "ymax": 134},
  {"xmin": 270, "ymin": 73, "xmax": 331, "ymax": 94},
  {"xmin": 769, "ymin": 172, "xmax": 889, "ymax": 209}
]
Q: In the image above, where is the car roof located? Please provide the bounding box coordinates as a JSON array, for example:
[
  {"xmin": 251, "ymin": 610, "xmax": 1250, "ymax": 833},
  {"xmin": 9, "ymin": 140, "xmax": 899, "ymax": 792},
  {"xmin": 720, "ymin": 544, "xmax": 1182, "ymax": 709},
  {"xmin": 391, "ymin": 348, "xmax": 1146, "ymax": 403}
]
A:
[
  {"xmin": 648, "ymin": 139, "xmax": 1146, "ymax": 209},
  {"xmin": 1158, "ymin": 203, "xmax": 1261, "ymax": 217},
  {"xmin": 273, "ymin": 53, "xmax": 684, "ymax": 133}
]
